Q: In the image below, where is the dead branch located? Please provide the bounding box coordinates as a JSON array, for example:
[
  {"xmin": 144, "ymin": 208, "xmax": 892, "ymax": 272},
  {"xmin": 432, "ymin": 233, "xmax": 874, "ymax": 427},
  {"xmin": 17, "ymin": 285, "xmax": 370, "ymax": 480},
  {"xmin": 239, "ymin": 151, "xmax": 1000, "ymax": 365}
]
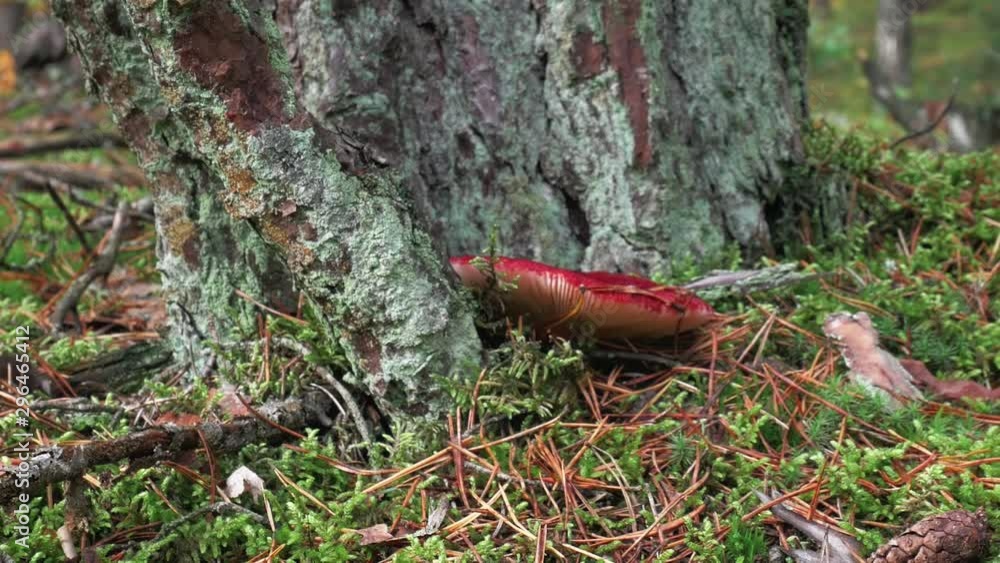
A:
[
  {"xmin": 44, "ymin": 180, "xmax": 92, "ymax": 255},
  {"xmin": 0, "ymin": 131, "xmax": 125, "ymax": 158},
  {"xmin": 889, "ymin": 86, "xmax": 957, "ymax": 150},
  {"xmin": 0, "ymin": 389, "xmax": 338, "ymax": 505},
  {"xmin": 155, "ymin": 501, "xmax": 268, "ymax": 540},
  {"xmin": 756, "ymin": 490, "xmax": 863, "ymax": 563},
  {"xmin": 65, "ymin": 341, "xmax": 174, "ymax": 396},
  {"xmin": 683, "ymin": 263, "xmax": 816, "ymax": 299},
  {"xmin": 272, "ymin": 337, "xmax": 373, "ymax": 445},
  {"xmin": 32, "ymin": 397, "xmax": 121, "ymax": 415},
  {"xmin": 0, "ymin": 159, "xmax": 146, "ymax": 189},
  {"xmin": 48, "ymin": 201, "xmax": 129, "ymax": 333}
]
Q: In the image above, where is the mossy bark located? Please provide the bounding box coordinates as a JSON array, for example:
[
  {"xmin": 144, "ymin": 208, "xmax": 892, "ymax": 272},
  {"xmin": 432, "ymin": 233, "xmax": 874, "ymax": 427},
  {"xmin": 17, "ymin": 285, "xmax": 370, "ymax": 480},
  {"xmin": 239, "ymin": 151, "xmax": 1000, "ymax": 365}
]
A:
[
  {"xmin": 53, "ymin": 0, "xmax": 832, "ymax": 419},
  {"xmin": 52, "ymin": 0, "xmax": 482, "ymax": 418},
  {"xmin": 276, "ymin": 0, "xmax": 825, "ymax": 274}
]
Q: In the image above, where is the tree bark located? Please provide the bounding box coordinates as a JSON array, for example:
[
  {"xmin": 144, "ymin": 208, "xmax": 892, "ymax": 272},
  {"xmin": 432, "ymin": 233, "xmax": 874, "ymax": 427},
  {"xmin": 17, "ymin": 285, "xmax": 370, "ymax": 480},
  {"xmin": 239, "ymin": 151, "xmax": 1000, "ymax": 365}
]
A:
[
  {"xmin": 276, "ymin": 0, "xmax": 818, "ymax": 273},
  {"xmin": 53, "ymin": 0, "xmax": 831, "ymax": 418},
  {"xmin": 875, "ymin": 0, "xmax": 914, "ymax": 88},
  {"xmin": 52, "ymin": 0, "xmax": 482, "ymax": 419},
  {"xmin": 0, "ymin": 2, "xmax": 25, "ymax": 52}
]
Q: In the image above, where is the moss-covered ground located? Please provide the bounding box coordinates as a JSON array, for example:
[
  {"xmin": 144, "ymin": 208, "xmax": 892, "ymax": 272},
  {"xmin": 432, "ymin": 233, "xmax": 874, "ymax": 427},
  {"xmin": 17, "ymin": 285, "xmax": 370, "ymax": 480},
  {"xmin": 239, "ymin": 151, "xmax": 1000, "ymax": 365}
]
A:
[{"xmin": 2, "ymin": 118, "xmax": 998, "ymax": 563}]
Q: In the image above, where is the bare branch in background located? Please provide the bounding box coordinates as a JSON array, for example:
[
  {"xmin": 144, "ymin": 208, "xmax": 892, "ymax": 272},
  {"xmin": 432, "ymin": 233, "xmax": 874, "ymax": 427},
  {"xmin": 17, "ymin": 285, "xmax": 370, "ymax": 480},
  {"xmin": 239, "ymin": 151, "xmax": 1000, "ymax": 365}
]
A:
[
  {"xmin": 863, "ymin": 0, "xmax": 997, "ymax": 151},
  {"xmin": 43, "ymin": 180, "xmax": 92, "ymax": 255},
  {"xmin": 48, "ymin": 201, "xmax": 129, "ymax": 333},
  {"xmin": 0, "ymin": 196, "xmax": 55, "ymax": 272},
  {"xmin": 0, "ymin": 159, "xmax": 146, "ymax": 189},
  {"xmin": 0, "ymin": 130, "xmax": 126, "ymax": 158},
  {"xmin": 888, "ymin": 86, "xmax": 957, "ymax": 149}
]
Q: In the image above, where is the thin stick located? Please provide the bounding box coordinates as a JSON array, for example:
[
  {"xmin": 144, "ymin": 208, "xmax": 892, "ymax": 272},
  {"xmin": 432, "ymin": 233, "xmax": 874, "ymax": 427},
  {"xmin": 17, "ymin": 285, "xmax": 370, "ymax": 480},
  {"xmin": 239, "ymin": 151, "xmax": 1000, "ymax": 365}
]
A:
[
  {"xmin": 889, "ymin": 86, "xmax": 958, "ymax": 150},
  {"xmin": 48, "ymin": 201, "xmax": 129, "ymax": 332},
  {"xmin": 44, "ymin": 181, "xmax": 92, "ymax": 255}
]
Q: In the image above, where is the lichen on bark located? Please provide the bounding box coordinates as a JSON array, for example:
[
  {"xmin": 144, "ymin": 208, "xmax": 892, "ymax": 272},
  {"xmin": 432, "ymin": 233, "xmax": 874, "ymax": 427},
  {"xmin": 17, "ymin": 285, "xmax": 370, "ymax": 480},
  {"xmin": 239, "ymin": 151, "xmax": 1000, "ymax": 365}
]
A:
[
  {"xmin": 275, "ymin": 0, "xmax": 826, "ymax": 277},
  {"xmin": 54, "ymin": 0, "xmax": 483, "ymax": 418},
  {"xmin": 54, "ymin": 0, "xmax": 295, "ymax": 369}
]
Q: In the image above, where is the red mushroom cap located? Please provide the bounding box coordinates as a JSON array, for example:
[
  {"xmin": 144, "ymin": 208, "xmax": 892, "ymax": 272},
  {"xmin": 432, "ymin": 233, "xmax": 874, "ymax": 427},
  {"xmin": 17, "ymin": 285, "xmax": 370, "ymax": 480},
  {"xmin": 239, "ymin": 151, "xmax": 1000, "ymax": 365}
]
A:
[{"xmin": 450, "ymin": 255, "xmax": 716, "ymax": 340}]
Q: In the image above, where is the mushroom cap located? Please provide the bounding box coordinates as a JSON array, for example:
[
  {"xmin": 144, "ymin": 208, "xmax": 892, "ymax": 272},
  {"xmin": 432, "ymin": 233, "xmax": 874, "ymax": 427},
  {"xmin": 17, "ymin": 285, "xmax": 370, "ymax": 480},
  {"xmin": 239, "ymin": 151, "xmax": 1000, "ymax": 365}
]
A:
[{"xmin": 450, "ymin": 255, "xmax": 716, "ymax": 339}]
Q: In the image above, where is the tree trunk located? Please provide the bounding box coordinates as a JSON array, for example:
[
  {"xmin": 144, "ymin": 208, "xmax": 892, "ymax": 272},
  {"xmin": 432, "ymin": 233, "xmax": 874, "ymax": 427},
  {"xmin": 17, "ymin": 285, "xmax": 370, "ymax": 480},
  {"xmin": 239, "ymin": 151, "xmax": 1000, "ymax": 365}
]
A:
[
  {"xmin": 276, "ymin": 0, "xmax": 816, "ymax": 273},
  {"xmin": 53, "ymin": 0, "xmax": 829, "ymax": 418},
  {"xmin": 52, "ymin": 0, "xmax": 482, "ymax": 419},
  {"xmin": 874, "ymin": 0, "xmax": 914, "ymax": 88},
  {"xmin": 0, "ymin": 2, "xmax": 25, "ymax": 52}
]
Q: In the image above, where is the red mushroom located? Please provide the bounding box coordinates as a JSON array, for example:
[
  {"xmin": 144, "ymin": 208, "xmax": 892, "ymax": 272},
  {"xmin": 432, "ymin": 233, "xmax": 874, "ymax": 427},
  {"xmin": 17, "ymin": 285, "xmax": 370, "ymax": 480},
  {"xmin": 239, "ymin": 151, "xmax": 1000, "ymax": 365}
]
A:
[{"xmin": 450, "ymin": 255, "xmax": 716, "ymax": 340}]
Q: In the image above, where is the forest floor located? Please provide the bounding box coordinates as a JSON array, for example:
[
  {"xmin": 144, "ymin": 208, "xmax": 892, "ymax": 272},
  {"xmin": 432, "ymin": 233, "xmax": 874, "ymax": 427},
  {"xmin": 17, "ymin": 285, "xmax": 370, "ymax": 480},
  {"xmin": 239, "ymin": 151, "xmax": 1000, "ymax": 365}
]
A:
[{"xmin": 1, "ymin": 28, "xmax": 999, "ymax": 563}]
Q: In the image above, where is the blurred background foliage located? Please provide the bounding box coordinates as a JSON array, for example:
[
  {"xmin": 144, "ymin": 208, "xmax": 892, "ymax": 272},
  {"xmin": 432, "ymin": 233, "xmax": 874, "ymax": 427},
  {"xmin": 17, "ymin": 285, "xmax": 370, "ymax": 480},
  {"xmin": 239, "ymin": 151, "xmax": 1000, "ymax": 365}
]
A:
[{"xmin": 808, "ymin": 0, "xmax": 998, "ymax": 136}]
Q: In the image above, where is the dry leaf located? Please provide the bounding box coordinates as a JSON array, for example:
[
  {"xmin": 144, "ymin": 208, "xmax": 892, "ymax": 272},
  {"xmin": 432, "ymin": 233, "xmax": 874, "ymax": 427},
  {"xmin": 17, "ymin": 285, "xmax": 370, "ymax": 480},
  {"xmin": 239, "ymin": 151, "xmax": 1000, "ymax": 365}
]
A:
[
  {"xmin": 413, "ymin": 497, "xmax": 450, "ymax": 537},
  {"xmin": 867, "ymin": 508, "xmax": 990, "ymax": 563},
  {"xmin": 356, "ymin": 523, "xmax": 395, "ymax": 546},
  {"xmin": 217, "ymin": 383, "xmax": 251, "ymax": 417},
  {"xmin": 823, "ymin": 312, "xmax": 923, "ymax": 409},
  {"xmin": 899, "ymin": 359, "xmax": 1000, "ymax": 403},
  {"xmin": 154, "ymin": 412, "xmax": 202, "ymax": 426},
  {"xmin": 279, "ymin": 199, "xmax": 297, "ymax": 217},
  {"xmin": 0, "ymin": 50, "xmax": 15, "ymax": 94},
  {"xmin": 224, "ymin": 466, "xmax": 265, "ymax": 502}
]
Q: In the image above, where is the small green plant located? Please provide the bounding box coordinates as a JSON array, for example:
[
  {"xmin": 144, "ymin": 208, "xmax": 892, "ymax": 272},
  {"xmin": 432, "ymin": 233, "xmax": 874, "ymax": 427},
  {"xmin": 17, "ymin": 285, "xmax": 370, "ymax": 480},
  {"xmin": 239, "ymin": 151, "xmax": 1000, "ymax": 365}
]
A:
[{"xmin": 454, "ymin": 331, "xmax": 583, "ymax": 420}]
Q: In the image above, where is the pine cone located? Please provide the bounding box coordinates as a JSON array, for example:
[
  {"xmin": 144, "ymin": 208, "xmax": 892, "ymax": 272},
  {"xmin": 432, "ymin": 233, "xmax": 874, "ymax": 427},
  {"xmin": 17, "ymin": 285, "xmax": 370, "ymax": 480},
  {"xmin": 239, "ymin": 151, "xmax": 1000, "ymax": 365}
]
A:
[{"xmin": 867, "ymin": 508, "xmax": 991, "ymax": 563}]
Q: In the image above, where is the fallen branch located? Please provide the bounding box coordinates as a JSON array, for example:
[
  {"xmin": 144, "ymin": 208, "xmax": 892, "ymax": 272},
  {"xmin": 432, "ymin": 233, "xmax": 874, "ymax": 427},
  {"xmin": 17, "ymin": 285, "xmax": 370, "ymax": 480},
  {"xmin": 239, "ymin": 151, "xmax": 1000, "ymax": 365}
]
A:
[
  {"xmin": 0, "ymin": 130, "xmax": 126, "ymax": 158},
  {"xmin": 0, "ymin": 159, "xmax": 146, "ymax": 189},
  {"xmin": 755, "ymin": 490, "xmax": 862, "ymax": 563},
  {"xmin": 683, "ymin": 263, "xmax": 815, "ymax": 300},
  {"xmin": 272, "ymin": 337, "xmax": 373, "ymax": 445},
  {"xmin": 154, "ymin": 501, "xmax": 268, "ymax": 540},
  {"xmin": 44, "ymin": 181, "xmax": 92, "ymax": 255},
  {"xmin": 48, "ymin": 201, "xmax": 129, "ymax": 332},
  {"xmin": 0, "ymin": 389, "xmax": 338, "ymax": 504},
  {"xmin": 66, "ymin": 340, "xmax": 174, "ymax": 396},
  {"xmin": 32, "ymin": 397, "xmax": 121, "ymax": 414}
]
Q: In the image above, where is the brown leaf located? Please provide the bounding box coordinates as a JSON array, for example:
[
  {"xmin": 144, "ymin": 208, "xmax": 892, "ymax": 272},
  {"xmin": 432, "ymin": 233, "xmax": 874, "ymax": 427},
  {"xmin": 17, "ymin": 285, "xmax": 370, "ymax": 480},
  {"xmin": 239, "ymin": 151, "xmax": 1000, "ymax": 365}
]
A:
[
  {"xmin": 0, "ymin": 50, "xmax": 15, "ymax": 94},
  {"xmin": 356, "ymin": 523, "xmax": 395, "ymax": 546},
  {"xmin": 217, "ymin": 383, "xmax": 251, "ymax": 417},
  {"xmin": 154, "ymin": 412, "xmax": 202, "ymax": 426},
  {"xmin": 867, "ymin": 508, "xmax": 990, "ymax": 563},
  {"xmin": 823, "ymin": 312, "xmax": 923, "ymax": 409},
  {"xmin": 899, "ymin": 359, "xmax": 1000, "ymax": 403},
  {"xmin": 278, "ymin": 199, "xmax": 297, "ymax": 217}
]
